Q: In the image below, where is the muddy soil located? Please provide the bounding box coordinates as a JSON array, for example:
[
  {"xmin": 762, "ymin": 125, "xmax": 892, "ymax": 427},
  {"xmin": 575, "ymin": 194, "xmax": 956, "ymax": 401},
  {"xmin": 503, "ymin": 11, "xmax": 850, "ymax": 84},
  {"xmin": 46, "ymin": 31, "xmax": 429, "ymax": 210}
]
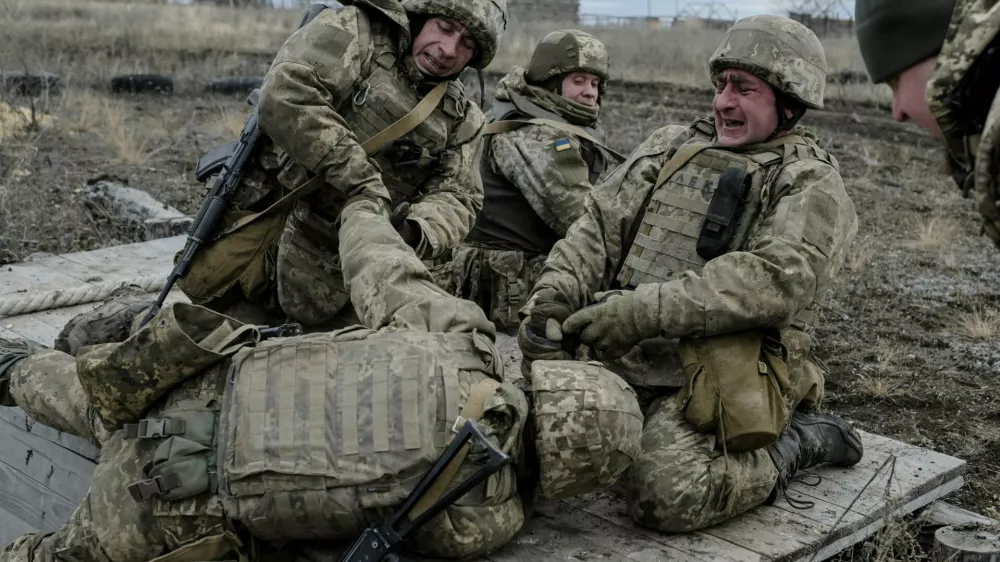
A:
[{"xmin": 2, "ymin": 74, "xmax": 998, "ymax": 536}]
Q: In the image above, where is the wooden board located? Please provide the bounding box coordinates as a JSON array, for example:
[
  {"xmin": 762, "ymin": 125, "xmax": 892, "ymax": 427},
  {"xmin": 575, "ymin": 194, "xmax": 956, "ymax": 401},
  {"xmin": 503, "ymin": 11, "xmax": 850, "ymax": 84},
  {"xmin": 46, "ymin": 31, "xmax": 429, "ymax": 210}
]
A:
[{"xmin": 0, "ymin": 238, "xmax": 975, "ymax": 560}]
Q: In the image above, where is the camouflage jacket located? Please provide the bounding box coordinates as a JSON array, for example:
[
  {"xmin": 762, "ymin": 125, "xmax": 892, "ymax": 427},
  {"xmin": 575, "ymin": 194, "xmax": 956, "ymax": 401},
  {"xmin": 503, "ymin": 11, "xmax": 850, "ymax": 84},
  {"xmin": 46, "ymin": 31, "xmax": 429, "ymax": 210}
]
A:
[
  {"xmin": 527, "ymin": 120, "xmax": 857, "ymax": 350},
  {"xmin": 927, "ymin": 0, "xmax": 1000, "ymax": 246},
  {"xmin": 256, "ymin": 1, "xmax": 486, "ymax": 258}
]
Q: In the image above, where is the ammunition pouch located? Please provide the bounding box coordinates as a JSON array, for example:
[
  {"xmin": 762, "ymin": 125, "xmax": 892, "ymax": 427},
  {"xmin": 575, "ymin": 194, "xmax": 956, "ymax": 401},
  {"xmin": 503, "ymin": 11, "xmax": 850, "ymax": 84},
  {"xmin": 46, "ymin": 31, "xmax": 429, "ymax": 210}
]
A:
[
  {"xmin": 675, "ymin": 329, "xmax": 791, "ymax": 453},
  {"xmin": 75, "ymin": 303, "xmax": 259, "ymax": 430},
  {"xmin": 697, "ymin": 166, "xmax": 752, "ymax": 260},
  {"xmin": 126, "ymin": 398, "xmax": 222, "ymax": 503}
]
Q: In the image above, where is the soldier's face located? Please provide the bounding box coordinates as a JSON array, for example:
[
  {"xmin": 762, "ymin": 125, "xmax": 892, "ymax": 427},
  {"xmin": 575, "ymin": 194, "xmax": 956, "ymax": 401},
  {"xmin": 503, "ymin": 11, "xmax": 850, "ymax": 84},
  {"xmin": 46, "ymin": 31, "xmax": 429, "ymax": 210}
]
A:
[
  {"xmin": 888, "ymin": 57, "xmax": 943, "ymax": 139},
  {"xmin": 713, "ymin": 69, "xmax": 780, "ymax": 146},
  {"xmin": 412, "ymin": 17, "xmax": 476, "ymax": 77},
  {"xmin": 561, "ymin": 72, "xmax": 600, "ymax": 106}
]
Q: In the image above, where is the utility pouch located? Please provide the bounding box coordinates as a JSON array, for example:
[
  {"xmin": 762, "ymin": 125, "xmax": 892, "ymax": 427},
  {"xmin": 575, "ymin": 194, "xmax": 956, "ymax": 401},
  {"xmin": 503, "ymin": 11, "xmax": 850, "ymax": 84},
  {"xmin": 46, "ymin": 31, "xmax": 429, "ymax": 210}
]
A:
[
  {"xmin": 76, "ymin": 304, "xmax": 259, "ymax": 429},
  {"xmin": 177, "ymin": 208, "xmax": 287, "ymax": 306},
  {"xmin": 697, "ymin": 167, "xmax": 752, "ymax": 260},
  {"xmin": 146, "ymin": 532, "xmax": 246, "ymax": 562},
  {"xmin": 675, "ymin": 329, "xmax": 792, "ymax": 452},
  {"xmin": 126, "ymin": 399, "xmax": 221, "ymax": 503}
]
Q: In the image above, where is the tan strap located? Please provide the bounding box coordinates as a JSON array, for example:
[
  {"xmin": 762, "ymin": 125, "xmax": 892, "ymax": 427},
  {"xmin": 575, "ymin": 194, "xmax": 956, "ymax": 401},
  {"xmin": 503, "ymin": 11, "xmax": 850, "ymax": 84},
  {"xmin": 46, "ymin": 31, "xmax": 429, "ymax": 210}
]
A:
[
  {"xmin": 408, "ymin": 378, "xmax": 501, "ymax": 519},
  {"xmin": 219, "ymin": 81, "xmax": 450, "ymax": 238},
  {"xmin": 654, "ymin": 142, "xmax": 713, "ymax": 188},
  {"xmin": 485, "ymin": 118, "xmax": 626, "ymax": 162}
]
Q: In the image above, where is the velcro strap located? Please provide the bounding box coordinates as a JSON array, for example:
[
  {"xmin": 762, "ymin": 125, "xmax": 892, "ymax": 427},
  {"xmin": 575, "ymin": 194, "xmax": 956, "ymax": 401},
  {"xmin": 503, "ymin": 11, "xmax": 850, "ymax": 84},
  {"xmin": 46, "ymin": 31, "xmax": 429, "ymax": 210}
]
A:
[
  {"xmin": 127, "ymin": 472, "xmax": 183, "ymax": 502},
  {"xmin": 124, "ymin": 418, "xmax": 187, "ymax": 439}
]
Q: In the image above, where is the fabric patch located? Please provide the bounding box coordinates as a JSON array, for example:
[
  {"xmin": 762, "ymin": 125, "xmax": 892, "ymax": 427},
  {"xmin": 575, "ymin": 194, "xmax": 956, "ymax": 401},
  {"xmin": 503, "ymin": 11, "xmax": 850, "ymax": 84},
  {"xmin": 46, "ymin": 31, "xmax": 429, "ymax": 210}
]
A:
[{"xmin": 554, "ymin": 139, "xmax": 572, "ymax": 152}]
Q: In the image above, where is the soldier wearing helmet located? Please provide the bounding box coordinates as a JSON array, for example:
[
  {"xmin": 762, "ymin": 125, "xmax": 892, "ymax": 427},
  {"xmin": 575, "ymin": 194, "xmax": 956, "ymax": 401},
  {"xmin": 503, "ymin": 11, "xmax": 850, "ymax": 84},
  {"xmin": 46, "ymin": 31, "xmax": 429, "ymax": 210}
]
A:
[
  {"xmin": 180, "ymin": 0, "xmax": 507, "ymax": 330},
  {"xmin": 434, "ymin": 30, "xmax": 623, "ymax": 331},
  {"xmin": 518, "ymin": 15, "xmax": 865, "ymax": 532},
  {"xmin": 854, "ymin": 0, "xmax": 1000, "ymax": 248}
]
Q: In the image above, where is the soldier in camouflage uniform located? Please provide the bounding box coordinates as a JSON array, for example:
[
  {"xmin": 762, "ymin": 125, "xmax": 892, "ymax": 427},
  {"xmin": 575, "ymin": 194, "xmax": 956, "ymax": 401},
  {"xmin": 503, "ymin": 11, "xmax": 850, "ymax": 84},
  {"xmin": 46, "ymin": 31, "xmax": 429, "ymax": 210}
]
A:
[
  {"xmin": 0, "ymin": 189, "xmax": 643, "ymax": 561},
  {"xmin": 518, "ymin": 16, "xmax": 865, "ymax": 532},
  {"xmin": 434, "ymin": 30, "xmax": 621, "ymax": 331},
  {"xmin": 855, "ymin": 0, "xmax": 1000, "ymax": 247},
  {"xmin": 181, "ymin": 0, "xmax": 506, "ymax": 329}
]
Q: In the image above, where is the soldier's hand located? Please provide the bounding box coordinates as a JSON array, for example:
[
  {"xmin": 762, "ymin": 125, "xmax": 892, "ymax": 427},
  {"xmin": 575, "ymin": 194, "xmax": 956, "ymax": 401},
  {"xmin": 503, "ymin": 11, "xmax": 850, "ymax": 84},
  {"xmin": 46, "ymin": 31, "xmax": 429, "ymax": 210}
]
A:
[
  {"xmin": 517, "ymin": 317, "xmax": 571, "ymax": 379},
  {"xmin": 562, "ymin": 291, "xmax": 646, "ymax": 360},
  {"xmin": 527, "ymin": 290, "xmax": 574, "ymax": 339}
]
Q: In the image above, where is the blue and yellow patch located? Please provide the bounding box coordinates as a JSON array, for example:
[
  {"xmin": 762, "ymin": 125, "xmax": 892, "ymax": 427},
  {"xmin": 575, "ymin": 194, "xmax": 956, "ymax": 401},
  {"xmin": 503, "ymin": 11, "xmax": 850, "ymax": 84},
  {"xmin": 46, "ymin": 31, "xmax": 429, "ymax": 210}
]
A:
[{"xmin": 553, "ymin": 138, "xmax": 572, "ymax": 152}]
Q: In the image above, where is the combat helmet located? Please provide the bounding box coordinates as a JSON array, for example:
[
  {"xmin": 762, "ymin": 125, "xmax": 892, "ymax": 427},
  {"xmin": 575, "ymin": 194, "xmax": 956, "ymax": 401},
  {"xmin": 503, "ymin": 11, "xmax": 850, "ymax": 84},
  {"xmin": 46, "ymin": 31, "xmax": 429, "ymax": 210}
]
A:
[
  {"xmin": 709, "ymin": 15, "xmax": 827, "ymax": 110},
  {"xmin": 530, "ymin": 360, "xmax": 643, "ymax": 500},
  {"xmin": 526, "ymin": 30, "xmax": 611, "ymax": 96},
  {"xmin": 401, "ymin": 0, "xmax": 508, "ymax": 69}
]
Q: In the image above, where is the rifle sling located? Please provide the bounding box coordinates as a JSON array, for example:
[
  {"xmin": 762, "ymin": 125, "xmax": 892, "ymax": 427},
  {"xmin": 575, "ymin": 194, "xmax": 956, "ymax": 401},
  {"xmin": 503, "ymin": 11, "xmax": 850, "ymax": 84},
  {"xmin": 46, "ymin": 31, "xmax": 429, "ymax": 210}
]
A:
[
  {"xmin": 484, "ymin": 118, "xmax": 626, "ymax": 162},
  {"xmin": 219, "ymin": 81, "xmax": 450, "ymax": 237},
  {"xmin": 407, "ymin": 378, "xmax": 501, "ymax": 520}
]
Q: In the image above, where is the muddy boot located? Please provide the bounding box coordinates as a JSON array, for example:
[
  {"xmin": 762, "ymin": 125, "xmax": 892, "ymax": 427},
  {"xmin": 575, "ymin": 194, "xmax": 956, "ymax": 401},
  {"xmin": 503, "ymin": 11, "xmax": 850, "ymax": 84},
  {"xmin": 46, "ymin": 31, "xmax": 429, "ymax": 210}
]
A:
[
  {"xmin": 0, "ymin": 337, "xmax": 44, "ymax": 406},
  {"xmin": 766, "ymin": 411, "xmax": 864, "ymax": 505},
  {"xmin": 54, "ymin": 285, "xmax": 154, "ymax": 356}
]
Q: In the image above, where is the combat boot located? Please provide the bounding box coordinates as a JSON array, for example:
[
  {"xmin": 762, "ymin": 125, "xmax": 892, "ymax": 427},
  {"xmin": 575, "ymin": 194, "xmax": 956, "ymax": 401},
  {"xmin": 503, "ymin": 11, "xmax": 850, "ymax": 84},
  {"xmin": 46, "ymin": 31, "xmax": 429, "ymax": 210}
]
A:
[
  {"xmin": 0, "ymin": 337, "xmax": 44, "ymax": 406},
  {"xmin": 54, "ymin": 284, "xmax": 154, "ymax": 356},
  {"xmin": 766, "ymin": 411, "xmax": 864, "ymax": 506}
]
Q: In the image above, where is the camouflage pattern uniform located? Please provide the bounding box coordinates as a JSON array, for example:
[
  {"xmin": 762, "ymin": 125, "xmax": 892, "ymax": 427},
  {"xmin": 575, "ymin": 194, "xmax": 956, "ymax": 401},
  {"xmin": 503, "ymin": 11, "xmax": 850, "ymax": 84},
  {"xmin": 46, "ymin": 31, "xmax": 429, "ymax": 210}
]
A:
[
  {"xmin": 521, "ymin": 16, "xmax": 859, "ymax": 532},
  {"xmin": 182, "ymin": 0, "xmax": 507, "ymax": 328},
  {"xmin": 434, "ymin": 31, "xmax": 618, "ymax": 331},
  {"xmin": 1, "ymin": 195, "xmax": 529, "ymax": 562},
  {"xmin": 926, "ymin": 0, "xmax": 1000, "ymax": 246}
]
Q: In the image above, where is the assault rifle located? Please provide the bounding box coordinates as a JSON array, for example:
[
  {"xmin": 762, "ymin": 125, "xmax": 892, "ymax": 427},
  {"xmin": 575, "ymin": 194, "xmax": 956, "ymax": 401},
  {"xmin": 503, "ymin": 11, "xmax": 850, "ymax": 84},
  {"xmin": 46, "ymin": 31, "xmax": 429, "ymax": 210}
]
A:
[
  {"xmin": 138, "ymin": 111, "xmax": 262, "ymax": 327},
  {"xmin": 340, "ymin": 419, "xmax": 510, "ymax": 562}
]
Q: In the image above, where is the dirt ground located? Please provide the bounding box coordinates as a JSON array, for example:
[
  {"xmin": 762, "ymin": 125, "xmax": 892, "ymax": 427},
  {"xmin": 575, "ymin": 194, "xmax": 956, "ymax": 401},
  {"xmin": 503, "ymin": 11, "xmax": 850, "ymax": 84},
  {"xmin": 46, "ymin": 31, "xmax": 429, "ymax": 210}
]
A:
[{"xmin": 1, "ymin": 58, "xmax": 998, "ymax": 559}]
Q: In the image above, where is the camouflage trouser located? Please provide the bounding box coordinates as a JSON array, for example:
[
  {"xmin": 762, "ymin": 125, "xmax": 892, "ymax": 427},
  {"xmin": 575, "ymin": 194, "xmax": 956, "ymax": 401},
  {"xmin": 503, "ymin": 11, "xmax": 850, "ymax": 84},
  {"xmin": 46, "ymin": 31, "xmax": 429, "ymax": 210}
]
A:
[
  {"xmin": 625, "ymin": 397, "xmax": 779, "ymax": 533},
  {"xmin": 1, "ymin": 351, "xmax": 229, "ymax": 562},
  {"xmin": 433, "ymin": 245, "xmax": 547, "ymax": 332}
]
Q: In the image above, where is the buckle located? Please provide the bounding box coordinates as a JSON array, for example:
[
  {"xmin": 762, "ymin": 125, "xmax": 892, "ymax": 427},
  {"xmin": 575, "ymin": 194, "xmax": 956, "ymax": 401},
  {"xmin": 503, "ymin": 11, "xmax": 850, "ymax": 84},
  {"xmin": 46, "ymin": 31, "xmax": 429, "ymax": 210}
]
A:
[
  {"xmin": 123, "ymin": 418, "xmax": 186, "ymax": 439},
  {"xmin": 507, "ymin": 283, "xmax": 521, "ymax": 305},
  {"xmin": 126, "ymin": 472, "xmax": 182, "ymax": 502}
]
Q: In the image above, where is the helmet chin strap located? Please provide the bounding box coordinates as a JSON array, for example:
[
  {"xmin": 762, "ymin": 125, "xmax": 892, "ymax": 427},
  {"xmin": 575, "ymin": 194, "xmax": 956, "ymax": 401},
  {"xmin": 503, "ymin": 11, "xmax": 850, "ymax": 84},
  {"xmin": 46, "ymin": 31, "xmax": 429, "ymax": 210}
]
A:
[{"xmin": 769, "ymin": 93, "xmax": 806, "ymax": 140}]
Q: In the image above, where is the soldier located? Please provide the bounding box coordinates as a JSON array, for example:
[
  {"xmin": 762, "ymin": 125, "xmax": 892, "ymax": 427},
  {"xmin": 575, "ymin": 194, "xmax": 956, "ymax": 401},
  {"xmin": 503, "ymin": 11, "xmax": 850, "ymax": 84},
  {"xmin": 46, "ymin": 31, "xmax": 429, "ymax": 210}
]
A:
[
  {"xmin": 180, "ymin": 0, "xmax": 506, "ymax": 329},
  {"xmin": 0, "ymin": 191, "xmax": 642, "ymax": 561},
  {"xmin": 854, "ymin": 0, "xmax": 1000, "ymax": 246},
  {"xmin": 434, "ymin": 30, "xmax": 621, "ymax": 331},
  {"xmin": 518, "ymin": 16, "xmax": 865, "ymax": 532}
]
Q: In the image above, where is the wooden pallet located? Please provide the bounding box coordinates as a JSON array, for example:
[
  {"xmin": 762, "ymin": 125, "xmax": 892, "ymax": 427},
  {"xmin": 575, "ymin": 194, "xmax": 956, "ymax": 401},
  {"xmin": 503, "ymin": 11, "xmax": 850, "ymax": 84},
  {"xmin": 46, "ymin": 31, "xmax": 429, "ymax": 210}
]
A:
[{"xmin": 0, "ymin": 238, "xmax": 969, "ymax": 561}]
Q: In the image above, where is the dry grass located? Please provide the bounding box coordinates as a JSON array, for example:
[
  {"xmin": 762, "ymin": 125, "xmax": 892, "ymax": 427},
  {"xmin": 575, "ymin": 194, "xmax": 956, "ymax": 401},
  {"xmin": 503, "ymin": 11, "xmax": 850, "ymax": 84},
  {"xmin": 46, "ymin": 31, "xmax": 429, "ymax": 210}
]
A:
[
  {"xmin": 845, "ymin": 239, "xmax": 876, "ymax": 275},
  {"xmin": 908, "ymin": 216, "xmax": 961, "ymax": 252},
  {"xmin": 956, "ymin": 304, "xmax": 1000, "ymax": 342},
  {"xmin": 858, "ymin": 374, "xmax": 903, "ymax": 400},
  {"xmin": 832, "ymin": 517, "xmax": 928, "ymax": 562},
  {"xmin": 212, "ymin": 104, "xmax": 252, "ymax": 139},
  {"xmin": 61, "ymin": 89, "xmax": 105, "ymax": 133},
  {"xmin": 97, "ymin": 99, "xmax": 164, "ymax": 165}
]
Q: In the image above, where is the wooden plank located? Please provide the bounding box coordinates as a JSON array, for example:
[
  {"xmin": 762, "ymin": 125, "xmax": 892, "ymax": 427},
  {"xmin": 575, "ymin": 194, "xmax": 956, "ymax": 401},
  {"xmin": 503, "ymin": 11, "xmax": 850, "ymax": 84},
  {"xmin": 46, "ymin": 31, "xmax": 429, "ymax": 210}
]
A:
[
  {"xmin": 920, "ymin": 501, "xmax": 998, "ymax": 528},
  {"xmin": 18, "ymin": 255, "xmax": 108, "ymax": 285},
  {"xmin": 0, "ymin": 407, "xmax": 99, "ymax": 461},
  {"xmin": 797, "ymin": 477, "xmax": 964, "ymax": 562},
  {"xmin": 0, "ymin": 315, "xmax": 63, "ymax": 347},
  {"xmin": 564, "ymin": 491, "xmax": 764, "ymax": 562},
  {"xmin": 0, "ymin": 415, "xmax": 96, "ymax": 500},
  {"xmin": 0, "ymin": 459, "xmax": 80, "ymax": 534},
  {"xmin": 0, "ymin": 263, "xmax": 97, "ymax": 298},
  {"xmin": 60, "ymin": 236, "xmax": 182, "ymax": 277},
  {"xmin": 0, "ymin": 504, "xmax": 40, "ymax": 548}
]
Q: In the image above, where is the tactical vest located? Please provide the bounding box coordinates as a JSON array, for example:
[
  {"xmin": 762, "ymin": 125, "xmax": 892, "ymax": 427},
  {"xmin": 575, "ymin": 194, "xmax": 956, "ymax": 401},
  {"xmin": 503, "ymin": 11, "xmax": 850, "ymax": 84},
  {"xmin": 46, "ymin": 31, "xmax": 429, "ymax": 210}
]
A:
[
  {"xmin": 216, "ymin": 329, "xmax": 527, "ymax": 558},
  {"xmin": 617, "ymin": 123, "xmax": 835, "ymax": 333},
  {"xmin": 466, "ymin": 96, "xmax": 610, "ymax": 255}
]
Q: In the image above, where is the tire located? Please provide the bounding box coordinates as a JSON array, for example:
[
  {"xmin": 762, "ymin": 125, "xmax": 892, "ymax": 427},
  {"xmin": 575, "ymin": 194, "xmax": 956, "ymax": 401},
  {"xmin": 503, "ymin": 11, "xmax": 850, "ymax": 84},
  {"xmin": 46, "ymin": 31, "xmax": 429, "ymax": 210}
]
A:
[
  {"xmin": 0, "ymin": 71, "xmax": 61, "ymax": 96},
  {"xmin": 205, "ymin": 76, "xmax": 265, "ymax": 95},
  {"xmin": 827, "ymin": 70, "xmax": 869, "ymax": 85},
  {"xmin": 110, "ymin": 74, "xmax": 174, "ymax": 95}
]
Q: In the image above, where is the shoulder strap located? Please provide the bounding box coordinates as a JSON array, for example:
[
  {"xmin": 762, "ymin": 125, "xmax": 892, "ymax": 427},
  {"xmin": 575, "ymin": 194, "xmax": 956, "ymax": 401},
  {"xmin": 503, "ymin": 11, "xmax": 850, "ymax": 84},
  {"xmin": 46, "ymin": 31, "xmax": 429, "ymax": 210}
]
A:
[
  {"xmin": 408, "ymin": 378, "xmax": 501, "ymax": 519},
  {"xmin": 484, "ymin": 118, "xmax": 626, "ymax": 162},
  {"xmin": 219, "ymin": 81, "xmax": 450, "ymax": 238}
]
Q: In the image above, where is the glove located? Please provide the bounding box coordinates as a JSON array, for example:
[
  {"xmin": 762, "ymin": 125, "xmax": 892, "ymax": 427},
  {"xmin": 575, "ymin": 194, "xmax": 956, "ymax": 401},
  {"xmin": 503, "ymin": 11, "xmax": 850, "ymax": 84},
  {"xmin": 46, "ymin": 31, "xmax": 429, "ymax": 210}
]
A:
[
  {"xmin": 562, "ymin": 290, "xmax": 649, "ymax": 360},
  {"xmin": 526, "ymin": 290, "xmax": 574, "ymax": 341},
  {"xmin": 517, "ymin": 317, "xmax": 571, "ymax": 379},
  {"xmin": 389, "ymin": 202, "xmax": 422, "ymax": 250}
]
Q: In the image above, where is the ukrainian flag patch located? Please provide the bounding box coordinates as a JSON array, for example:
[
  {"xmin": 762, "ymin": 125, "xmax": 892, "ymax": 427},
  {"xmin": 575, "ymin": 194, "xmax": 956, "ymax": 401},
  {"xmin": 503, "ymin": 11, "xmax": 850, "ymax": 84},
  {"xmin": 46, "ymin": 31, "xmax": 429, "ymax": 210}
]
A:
[{"xmin": 553, "ymin": 139, "xmax": 572, "ymax": 152}]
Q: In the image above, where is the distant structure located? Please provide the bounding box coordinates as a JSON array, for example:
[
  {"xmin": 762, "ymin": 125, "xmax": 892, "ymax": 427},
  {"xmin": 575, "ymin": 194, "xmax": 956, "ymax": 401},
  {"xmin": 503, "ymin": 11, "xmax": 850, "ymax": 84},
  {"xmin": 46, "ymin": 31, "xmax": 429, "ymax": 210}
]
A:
[
  {"xmin": 671, "ymin": 1, "xmax": 737, "ymax": 30},
  {"xmin": 508, "ymin": 0, "xmax": 579, "ymax": 23},
  {"xmin": 783, "ymin": 0, "xmax": 854, "ymax": 36}
]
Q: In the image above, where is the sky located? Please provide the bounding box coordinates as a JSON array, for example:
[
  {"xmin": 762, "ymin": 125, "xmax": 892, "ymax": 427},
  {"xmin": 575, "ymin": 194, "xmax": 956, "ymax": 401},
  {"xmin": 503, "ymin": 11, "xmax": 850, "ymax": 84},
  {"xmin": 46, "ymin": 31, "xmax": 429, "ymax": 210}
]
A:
[{"xmin": 580, "ymin": 0, "xmax": 853, "ymax": 19}]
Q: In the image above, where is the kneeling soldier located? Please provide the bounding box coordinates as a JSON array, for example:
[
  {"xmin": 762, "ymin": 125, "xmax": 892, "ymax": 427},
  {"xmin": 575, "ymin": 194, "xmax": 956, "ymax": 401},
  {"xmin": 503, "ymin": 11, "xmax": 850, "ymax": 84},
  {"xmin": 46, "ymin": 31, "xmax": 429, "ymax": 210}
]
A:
[
  {"xmin": 519, "ymin": 16, "xmax": 865, "ymax": 532},
  {"xmin": 435, "ymin": 30, "xmax": 621, "ymax": 331}
]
